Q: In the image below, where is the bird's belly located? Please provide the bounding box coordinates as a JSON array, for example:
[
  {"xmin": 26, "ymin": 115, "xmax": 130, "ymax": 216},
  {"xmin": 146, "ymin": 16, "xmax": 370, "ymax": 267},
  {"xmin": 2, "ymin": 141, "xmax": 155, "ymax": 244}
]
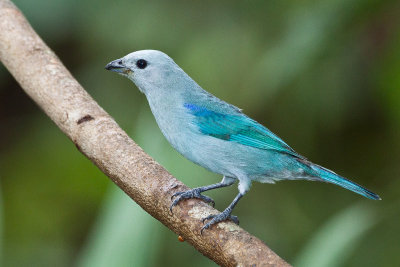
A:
[{"xmin": 157, "ymin": 119, "xmax": 238, "ymax": 176}]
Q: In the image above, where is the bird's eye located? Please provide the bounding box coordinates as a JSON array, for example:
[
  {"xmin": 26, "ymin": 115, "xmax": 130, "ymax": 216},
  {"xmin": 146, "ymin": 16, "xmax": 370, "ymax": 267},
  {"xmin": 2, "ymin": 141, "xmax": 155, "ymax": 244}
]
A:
[{"xmin": 136, "ymin": 59, "xmax": 148, "ymax": 69}]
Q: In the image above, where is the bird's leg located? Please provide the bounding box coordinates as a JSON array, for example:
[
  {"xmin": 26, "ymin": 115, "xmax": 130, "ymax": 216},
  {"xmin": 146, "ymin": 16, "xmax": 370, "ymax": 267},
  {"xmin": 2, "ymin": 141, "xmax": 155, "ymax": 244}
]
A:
[
  {"xmin": 201, "ymin": 178, "xmax": 251, "ymax": 234},
  {"xmin": 170, "ymin": 176, "xmax": 235, "ymax": 212},
  {"xmin": 201, "ymin": 192, "xmax": 243, "ymax": 234}
]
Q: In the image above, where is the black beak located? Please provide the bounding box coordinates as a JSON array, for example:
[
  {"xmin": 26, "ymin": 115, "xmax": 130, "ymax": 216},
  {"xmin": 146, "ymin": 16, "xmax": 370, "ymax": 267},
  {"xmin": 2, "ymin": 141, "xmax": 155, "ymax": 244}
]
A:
[{"xmin": 105, "ymin": 59, "xmax": 127, "ymax": 73}]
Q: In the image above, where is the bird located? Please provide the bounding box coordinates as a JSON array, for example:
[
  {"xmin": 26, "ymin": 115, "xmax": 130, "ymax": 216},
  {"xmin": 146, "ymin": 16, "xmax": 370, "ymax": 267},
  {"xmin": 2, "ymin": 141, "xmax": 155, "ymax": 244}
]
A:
[{"xmin": 105, "ymin": 50, "xmax": 380, "ymax": 233}]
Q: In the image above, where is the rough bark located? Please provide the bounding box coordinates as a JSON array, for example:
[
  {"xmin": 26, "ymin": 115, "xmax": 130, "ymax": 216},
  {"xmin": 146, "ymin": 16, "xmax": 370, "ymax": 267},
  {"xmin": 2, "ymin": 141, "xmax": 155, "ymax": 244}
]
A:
[{"xmin": 0, "ymin": 0, "xmax": 291, "ymax": 266}]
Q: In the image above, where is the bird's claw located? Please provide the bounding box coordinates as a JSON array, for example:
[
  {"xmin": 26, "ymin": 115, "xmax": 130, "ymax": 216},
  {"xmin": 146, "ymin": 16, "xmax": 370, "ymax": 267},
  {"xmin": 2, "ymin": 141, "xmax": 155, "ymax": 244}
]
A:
[
  {"xmin": 170, "ymin": 189, "xmax": 215, "ymax": 212},
  {"xmin": 200, "ymin": 210, "xmax": 239, "ymax": 234}
]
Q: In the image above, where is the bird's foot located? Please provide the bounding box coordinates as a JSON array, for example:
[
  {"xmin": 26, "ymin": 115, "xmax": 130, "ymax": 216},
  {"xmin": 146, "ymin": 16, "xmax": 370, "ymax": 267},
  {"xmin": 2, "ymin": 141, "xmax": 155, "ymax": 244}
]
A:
[
  {"xmin": 170, "ymin": 188, "xmax": 215, "ymax": 212},
  {"xmin": 201, "ymin": 209, "xmax": 239, "ymax": 234}
]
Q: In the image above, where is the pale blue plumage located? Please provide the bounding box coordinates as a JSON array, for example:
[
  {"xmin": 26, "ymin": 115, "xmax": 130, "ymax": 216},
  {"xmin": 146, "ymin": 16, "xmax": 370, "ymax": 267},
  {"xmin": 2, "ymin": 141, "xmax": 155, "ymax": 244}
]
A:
[
  {"xmin": 183, "ymin": 102, "xmax": 379, "ymax": 200},
  {"xmin": 106, "ymin": 50, "xmax": 380, "ymax": 232}
]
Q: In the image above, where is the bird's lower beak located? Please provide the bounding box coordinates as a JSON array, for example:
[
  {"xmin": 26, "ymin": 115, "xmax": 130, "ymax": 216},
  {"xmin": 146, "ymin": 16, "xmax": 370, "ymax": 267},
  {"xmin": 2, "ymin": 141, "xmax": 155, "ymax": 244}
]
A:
[{"xmin": 105, "ymin": 59, "xmax": 130, "ymax": 74}]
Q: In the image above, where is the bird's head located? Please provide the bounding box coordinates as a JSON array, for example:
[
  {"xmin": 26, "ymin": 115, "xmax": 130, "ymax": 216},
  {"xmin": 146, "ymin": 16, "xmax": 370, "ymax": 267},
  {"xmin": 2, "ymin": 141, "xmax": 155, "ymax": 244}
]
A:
[{"xmin": 105, "ymin": 50, "xmax": 180, "ymax": 94}]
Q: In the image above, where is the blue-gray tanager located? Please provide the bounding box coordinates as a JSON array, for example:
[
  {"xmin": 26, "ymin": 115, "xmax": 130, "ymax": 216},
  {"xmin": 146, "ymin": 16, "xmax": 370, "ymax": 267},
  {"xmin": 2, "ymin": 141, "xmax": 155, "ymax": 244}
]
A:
[{"xmin": 105, "ymin": 50, "xmax": 380, "ymax": 232}]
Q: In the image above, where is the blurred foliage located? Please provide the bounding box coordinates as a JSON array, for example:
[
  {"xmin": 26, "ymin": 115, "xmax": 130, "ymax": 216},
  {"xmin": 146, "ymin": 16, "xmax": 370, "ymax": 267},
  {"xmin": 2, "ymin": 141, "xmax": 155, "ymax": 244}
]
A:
[
  {"xmin": 294, "ymin": 204, "xmax": 379, "ymax": 267},
  {"xmin": 0, "ymin": 0, "xmax": 399, "ymax": 266}
]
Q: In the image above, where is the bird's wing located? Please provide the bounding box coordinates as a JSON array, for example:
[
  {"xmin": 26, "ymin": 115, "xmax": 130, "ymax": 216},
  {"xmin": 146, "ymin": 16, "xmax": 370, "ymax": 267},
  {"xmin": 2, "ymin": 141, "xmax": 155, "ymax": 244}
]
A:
[{"xmin": 184, "ymin": 103, "xmax": 303, "ymax": 158}]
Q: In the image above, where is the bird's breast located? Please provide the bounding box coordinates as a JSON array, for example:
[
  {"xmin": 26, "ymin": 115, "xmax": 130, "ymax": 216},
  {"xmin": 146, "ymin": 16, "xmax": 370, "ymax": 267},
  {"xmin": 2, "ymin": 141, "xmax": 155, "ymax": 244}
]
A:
[
  {"xmin": 146, "ymin": 94, "xmax": 267, "ymax": 177},
  {"xmin": 147, "ymin": 99, "xmax": 195, "ymax": 148}
]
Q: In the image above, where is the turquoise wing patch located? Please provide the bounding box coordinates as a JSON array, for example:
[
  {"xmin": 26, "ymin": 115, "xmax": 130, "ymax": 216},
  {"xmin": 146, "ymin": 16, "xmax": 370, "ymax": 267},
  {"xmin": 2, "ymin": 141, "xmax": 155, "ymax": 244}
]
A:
[{"xmin": 184, "ymin": 103, "xmax": 302, "ymax": 158}]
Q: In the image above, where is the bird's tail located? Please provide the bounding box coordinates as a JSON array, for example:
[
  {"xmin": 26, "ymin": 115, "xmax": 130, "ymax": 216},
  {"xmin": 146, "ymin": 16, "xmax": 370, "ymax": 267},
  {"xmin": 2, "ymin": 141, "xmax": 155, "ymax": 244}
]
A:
[{"xmin": 300, "ymin": 160, "xmax": 381, "ymax": 200}]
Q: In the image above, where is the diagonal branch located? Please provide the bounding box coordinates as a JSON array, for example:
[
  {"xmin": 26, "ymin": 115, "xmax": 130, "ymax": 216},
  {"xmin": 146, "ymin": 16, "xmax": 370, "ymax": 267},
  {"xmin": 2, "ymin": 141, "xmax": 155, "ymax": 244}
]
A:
[{"xmin": 0, "ymin": 0, "xmax": 291, "ymax": 266}]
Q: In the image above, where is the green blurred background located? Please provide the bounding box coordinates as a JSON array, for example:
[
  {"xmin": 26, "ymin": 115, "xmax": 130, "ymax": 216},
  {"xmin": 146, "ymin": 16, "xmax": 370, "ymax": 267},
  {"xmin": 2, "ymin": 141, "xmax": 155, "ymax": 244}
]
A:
[{"xmin": 0, "ymin": 0, "xmax": 399, "ymax": 266}]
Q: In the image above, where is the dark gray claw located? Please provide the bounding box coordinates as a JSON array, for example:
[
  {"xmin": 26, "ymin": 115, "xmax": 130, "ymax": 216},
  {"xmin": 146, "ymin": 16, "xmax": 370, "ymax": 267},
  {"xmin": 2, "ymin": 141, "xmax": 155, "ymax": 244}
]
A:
[
  {"xmin": 201, "ymin": 210, "xmax": 239, "ymax": 234},
  {"xmin": 170, "ymin": 188, "xmax": 215, "ymax": 212}
]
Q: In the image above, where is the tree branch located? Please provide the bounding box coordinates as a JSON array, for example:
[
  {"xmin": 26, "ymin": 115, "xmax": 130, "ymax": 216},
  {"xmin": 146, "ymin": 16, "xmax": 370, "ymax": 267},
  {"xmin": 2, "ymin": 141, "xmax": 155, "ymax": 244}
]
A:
[{"xmin": 0, "ymin": 1, "xmax": 291, "ymax": 266}]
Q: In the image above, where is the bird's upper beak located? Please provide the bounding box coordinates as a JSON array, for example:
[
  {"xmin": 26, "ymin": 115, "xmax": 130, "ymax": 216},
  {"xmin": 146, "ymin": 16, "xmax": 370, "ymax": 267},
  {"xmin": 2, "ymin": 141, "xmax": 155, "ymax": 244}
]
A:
[{"xmin": 105, "ymin": 59, "xmax": 130, "ymax": 74}]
